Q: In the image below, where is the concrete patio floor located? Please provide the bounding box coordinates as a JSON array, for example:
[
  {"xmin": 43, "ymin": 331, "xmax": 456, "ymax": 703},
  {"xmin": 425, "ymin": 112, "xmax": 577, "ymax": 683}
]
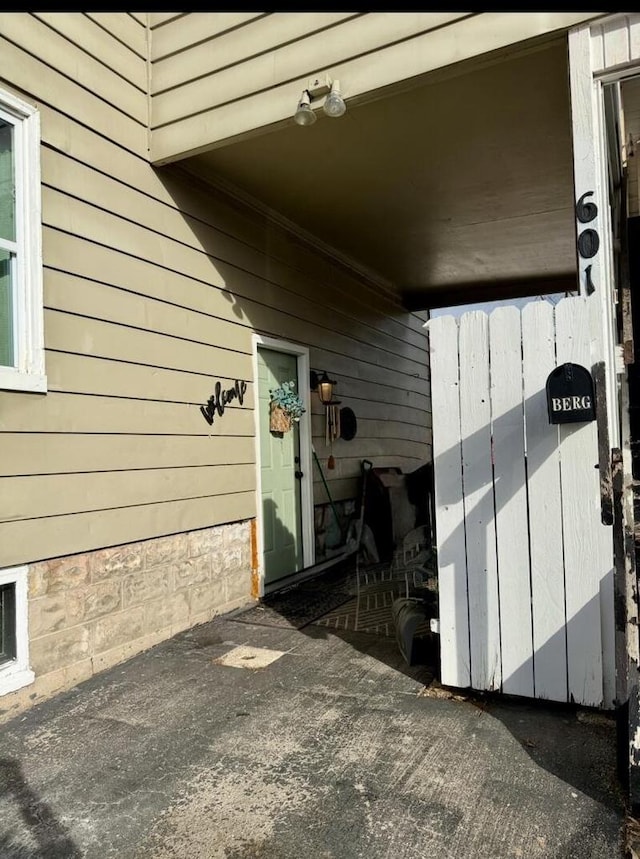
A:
[{"xmin": 0, "ymin": 608, "xmax": 626, "ymax": 858}]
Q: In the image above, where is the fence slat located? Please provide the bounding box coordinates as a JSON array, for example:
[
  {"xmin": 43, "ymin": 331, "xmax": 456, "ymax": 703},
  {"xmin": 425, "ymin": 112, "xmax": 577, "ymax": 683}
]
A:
[
  {"xmin": 522, "ymin": 301, "xmax": 567, "ymax": 703},
  {"xmin": 428, "ymin": 315, "xmax": 470, "ymax": 688},
  {"xmin": 431, "ymin": 297, "xmax": 613, "ymax": 708},
  {"xmin": 555, "ymin": 296, "xmax": 603, "ymax": 707},
  {"xmin": 490, "ymin": 306, "xmax": 534, "ymax": 697},
  {"xmin": 459, "ymin": 312, "xmax": 501, "ymax": 691}
]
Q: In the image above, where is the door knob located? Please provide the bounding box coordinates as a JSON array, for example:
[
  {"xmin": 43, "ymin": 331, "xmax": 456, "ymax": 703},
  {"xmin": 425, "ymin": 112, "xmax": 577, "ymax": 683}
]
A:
[{"xmin": 294, "ymin": 470, "xmax": 304, "ymax": 479}]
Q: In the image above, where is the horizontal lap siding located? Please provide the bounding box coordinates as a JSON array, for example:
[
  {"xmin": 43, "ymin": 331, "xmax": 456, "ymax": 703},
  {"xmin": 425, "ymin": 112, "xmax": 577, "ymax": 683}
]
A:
[
  {"xmin": 0, "ymin": 31, "xmax": 146, "ymax": 157},
  {"xmin": 149, "ymin": 14, "xmax": 185, "ymax": 29},
  {"xmin": 33, "ymin": 13, "xmax": 148, "ymax": 91},
  {"xmin": 151, "ymin": 13, "xmax": 362, "ymax": 98},
  {"xmin": 85, "ymin": 12, "xmax": 147, "ymax": 58},
  {"xmin": 0, "ymin": 14, "xmax": 431, "ymax": 568},
  {"xmin": 149, "ymin": 11, "xmax": 601, "ymax": 162}
]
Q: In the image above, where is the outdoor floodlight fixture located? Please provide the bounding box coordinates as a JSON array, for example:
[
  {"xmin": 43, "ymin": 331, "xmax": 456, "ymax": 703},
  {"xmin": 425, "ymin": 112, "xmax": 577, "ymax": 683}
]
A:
[
  {"xmin": 323, "ymin": 80, "xmax": 346, "ymax": 118},
  {"xmin": 293, "ymin": 75, "xmax": 347, "ymax": 126},
  {"xmin": 293, "ymin": 90, "xmax": 317, "ymax": 126}
]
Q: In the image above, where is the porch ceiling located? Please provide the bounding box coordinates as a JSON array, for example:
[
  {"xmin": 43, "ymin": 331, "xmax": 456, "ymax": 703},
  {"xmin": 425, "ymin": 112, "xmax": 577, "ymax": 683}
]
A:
[{"xmin": 183, "ymin": 38, "xmax": 577, "ymax": 310}]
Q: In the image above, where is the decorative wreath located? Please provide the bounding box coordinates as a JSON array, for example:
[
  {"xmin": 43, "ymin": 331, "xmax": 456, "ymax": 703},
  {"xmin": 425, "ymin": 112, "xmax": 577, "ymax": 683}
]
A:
[{"xmin": 269, "ymin": 381, "xmax": 305, "ymax": 433}]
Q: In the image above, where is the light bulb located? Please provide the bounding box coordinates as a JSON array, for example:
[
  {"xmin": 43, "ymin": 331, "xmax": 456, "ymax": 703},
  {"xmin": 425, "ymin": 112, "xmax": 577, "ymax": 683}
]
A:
[
  {"xmin": 323, "ymin": 80, "xmax": 346, "ymax": 118},
  {"xmin": 294, "ymin": 91, "xmax": 317, "ymax": 126}
]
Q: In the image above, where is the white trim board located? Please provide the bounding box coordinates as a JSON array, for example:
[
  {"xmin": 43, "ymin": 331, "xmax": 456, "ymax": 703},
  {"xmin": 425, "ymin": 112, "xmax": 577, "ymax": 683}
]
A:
[
  {"xmin": 0, "ymin": 87, "xmax": 46, "ymax": 394},
  {"xmin": 0, "ymin": 565, "xmax": 35, "ymax": 696}
]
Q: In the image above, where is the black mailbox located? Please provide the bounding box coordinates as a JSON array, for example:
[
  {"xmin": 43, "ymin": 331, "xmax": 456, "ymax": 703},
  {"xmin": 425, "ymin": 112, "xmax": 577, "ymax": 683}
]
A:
[{"xmin": 546, "ymin": 363, "xmax": 595, "ymax": 425}]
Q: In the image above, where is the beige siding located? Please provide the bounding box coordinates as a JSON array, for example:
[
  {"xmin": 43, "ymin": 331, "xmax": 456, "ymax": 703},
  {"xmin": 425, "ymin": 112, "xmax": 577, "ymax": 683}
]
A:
[
  {"xmin": 0, "ymin": 29, "xmax": 146, "ymax": 156},
  {"xmin": 0, "ymin": 433, "xmax": 255, "ymax": 475},
  {"xmin": 85, "ymin": 12, "xmax": 147, "ymax": 58},
  {"xmin": 4, "ymin": 464, "xmax": 256, "ymax": 521},
  {"xmin": 32, "ymin": 13, "xmax": 148, "ymax": 92},
  {"xmin": 150, "ymin": 11, "xmax": 602, "ymax": 163},
  {"xmin": 0, "ymin": 391, "xmax": 254, "ymax": 436},
  {"xmin": 2, "ymin": 496, "xmax": 254, "ymax": 570},
  {"xmin": 0, "ymin": 13, "xmax": 431, "ymax": 569},
  {"xmin": 149, "ymin": 13, "xmax": 185, "ymax": 29},
  {"xmin": 152, "ymin": 13, "xmax": 361, "ymax": 95},
  {"xmin": 152, "ymin": 12, "xmax": 267, "ymax": 57}
]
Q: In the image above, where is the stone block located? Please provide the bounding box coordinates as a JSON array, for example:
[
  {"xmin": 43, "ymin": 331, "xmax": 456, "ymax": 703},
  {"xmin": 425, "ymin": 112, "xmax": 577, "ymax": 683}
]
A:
[
  {"xmin": 171, "ymin": 612, "xmax": 193, "ymax": 636},
  {"xmin": 172, "ymin": 555, "xmax": 211, "ymax": 590},
  {"xmin": 222, "ymin": 543, "xmax": 243, "ymax": 573},
  {"xmin": 189, "ymin": 609, "xmax": 216, "ymax": 628},
  {"xmin": 188, "ymin": 579, "xmax": 227, "ymax": 618},
  {"xmin": 93, "ymin": 606, "xmax": 145, "ymax": 654},
  {"xmin": 28, "ymin": 595, "xmax": 67, "ymax": 639},
  {"xmin": 30, "ymin": 626, "xmax": 92, "ymax": 675},
  {"xmin": 189, "ymin": 594, "xmax": 249, "ymax": 629},
  {"xmin": 226, "ymin": 567, "xmax": 250, "ymax": 604},
  {"xmin": 66, "ymin": 581, "xmax": 122, "ymax": 625},
  {"xmin": 223, "ymin": 521, "xmax": 245, "ymax": 548},
  {"xmin": 35, "ymin": 554, "xmax": 91, "ymax": 594},
  {"xmin": 210, "ymin": 528, "xmax": 225, "ymax": 553},
  {"xmin": 145, "ymin": 533, "xmax": 188, "ymax": 569},
  {"xmin": 62, "ymin": 658, "xmax": 94, "ymax": 690},
  {"xmin": 0, "ymin": 658, "xmax": 93, "ymax": 726},
  {"xmin": 240, "ymin": 538, "xmax": 251, "ymax": 570},
  {"xmin": 186, "ymin": 528, "xmax": 212, "ymax": 559},
  {"xmin": 91, "ymin": 627, "xmax": 168, "ymax": 675},
  {"xmin": 122, "ymin": 567, "xmax": 172, "ymax": 608},
  {"xmin": 143, "ymin": 591, "xmax": 189, "ymax": 635},
  {"xmin": 28, "ymin": 564, "xmax": 48, "ymax": 598},
  {"xmin": 90, "ymin": 543, "xmax": 144, "ymax": 582}
]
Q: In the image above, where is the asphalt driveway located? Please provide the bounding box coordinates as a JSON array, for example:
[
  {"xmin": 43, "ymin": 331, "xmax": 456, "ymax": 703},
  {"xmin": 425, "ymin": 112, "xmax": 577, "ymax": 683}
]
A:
[{"xmin": 0, "ymin": 608, "xmax": 625, "ymax": 858}]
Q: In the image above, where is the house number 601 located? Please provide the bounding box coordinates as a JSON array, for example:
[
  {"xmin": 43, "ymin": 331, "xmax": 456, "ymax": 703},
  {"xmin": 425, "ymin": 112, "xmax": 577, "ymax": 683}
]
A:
[{"xmin": 575, "ymin": 191, "xmax": 599, "ymax": 294}]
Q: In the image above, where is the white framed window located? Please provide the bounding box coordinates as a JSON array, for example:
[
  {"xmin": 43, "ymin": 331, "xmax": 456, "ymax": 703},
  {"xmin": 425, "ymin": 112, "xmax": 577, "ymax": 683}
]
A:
[
  {"xmin": 0, "ymin": 88, "xmax": 45, "ymax": 393},
  {"xmin": 0, "ymin": 565, "xmax": 34, "ymax": 696}
]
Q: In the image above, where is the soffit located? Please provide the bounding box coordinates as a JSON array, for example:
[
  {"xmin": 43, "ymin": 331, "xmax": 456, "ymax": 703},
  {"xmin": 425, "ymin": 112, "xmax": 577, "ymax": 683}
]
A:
[{"xmin": 184, "ymin": 39, "xmax": 577, "ymax": 308}]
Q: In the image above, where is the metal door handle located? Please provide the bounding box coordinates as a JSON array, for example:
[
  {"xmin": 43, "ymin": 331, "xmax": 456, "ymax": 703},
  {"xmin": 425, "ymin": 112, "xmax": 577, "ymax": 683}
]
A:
[{"xmin": 295, "ymin": 470, "xmax": 304, "ymax": 479}]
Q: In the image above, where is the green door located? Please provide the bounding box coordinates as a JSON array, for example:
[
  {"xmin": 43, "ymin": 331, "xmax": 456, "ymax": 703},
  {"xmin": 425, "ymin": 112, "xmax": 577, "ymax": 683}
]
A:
[{"xmin": 257, "ymin": 347, "xmax": 304, "ymax": 584}]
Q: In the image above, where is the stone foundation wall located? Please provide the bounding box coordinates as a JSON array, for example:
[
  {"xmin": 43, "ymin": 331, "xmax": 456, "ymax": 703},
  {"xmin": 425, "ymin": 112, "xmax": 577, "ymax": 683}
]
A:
[{"xmin": 0, "ymin": 520, "xmax": 255, "ymax": 724}]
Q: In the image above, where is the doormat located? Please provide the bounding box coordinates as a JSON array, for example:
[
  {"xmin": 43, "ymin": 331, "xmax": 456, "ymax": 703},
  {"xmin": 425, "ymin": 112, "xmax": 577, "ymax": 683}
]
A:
[
  {"xmin": 313, "ymin": 585, "xmax": 404, "ymax": 638},
  {"xmin": 229, "ymin": 587, "xmax": 353, "ymax": 630}
]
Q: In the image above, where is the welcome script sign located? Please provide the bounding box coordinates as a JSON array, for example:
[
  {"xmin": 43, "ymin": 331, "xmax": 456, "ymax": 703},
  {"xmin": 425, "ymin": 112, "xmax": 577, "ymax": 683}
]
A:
[{"xmin": 200, "ymin": 380, "xmax": 248, "ymax": 426}]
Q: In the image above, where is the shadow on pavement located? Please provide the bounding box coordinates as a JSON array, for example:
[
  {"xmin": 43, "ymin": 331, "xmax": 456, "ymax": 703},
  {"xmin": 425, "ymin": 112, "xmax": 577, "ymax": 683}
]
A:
[
  {"xmin": 0, "ymin": 757, "xmax": 82, "ymax": 859},
  {"xmin": 483, "ymin": 696, "xmax": 624, "ymax": 812},
  {"xmin": 292, "ymin": 564, "xmax": 624, "ymax": 820}
]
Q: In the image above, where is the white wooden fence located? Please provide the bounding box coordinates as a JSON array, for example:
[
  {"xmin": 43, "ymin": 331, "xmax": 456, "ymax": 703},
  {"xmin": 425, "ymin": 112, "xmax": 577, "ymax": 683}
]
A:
[{"xmin": 429, "ymin": 297, "xmax": 615, "ymax": 708}]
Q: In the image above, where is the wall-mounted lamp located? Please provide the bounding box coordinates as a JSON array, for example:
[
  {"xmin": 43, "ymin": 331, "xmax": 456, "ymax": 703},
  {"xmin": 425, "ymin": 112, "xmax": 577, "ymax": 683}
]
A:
[
  {"xmin": 293, "ymin": 74, "xmax": 347, "ymax": 127},
  {"xmin": 311, "ymin": 370, "xmax": 341, "ymax": 464},
  {"xmin": 310, "ymin": 370, "xmax": 338, "ymax": 405},
  {"xmin": 317, "ymin": 371, "xmax": 335, "ymax": 406}
]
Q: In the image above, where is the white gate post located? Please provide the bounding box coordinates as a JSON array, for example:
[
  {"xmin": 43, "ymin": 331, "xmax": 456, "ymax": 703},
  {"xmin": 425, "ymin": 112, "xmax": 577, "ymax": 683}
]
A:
[
  {"xmin": 568, "ymin": 23, "xmax": 618, "ymax": 709},
  {"xmin": 568, "ymin": 24, "xmax": 620, "ymax": 447}
]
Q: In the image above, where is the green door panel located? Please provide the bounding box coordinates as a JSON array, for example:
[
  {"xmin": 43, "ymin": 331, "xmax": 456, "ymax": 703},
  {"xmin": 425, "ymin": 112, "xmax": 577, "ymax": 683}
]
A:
[{"xmin": 257, "ymin": 347, "xmax": 303, "ymax": 584}]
